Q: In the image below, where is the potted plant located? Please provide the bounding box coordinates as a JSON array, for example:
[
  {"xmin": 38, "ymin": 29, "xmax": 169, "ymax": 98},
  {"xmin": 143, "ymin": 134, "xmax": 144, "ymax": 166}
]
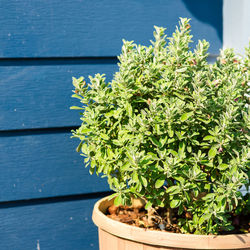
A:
[{"xmin": 71, "ymin": 18, "xmax": 250, "ymax": 249}]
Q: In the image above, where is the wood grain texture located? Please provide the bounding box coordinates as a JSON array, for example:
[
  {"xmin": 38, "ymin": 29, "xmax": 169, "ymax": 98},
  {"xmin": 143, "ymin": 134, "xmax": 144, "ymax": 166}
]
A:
[
  {"xmin": 99, "ymin": 229, "xmax": 179, "ymax": 250},
  {"xmin": 0, "ymin": 0, "xmax": 222, "ymax": 58},
  {"xmin": 94, "ymin": 197, "xmax": 250, "ymax": 250},
  {"xmin": 0, "ymin": 197, "xmax": 101, "ymax": 250},
  {"xmin": 0, "ymin": 59, "xmax": 117, "ymax": 130},
  {"xmin": 0, "ymin": 131, "xmax": 109, "ymax": 202},
  {"xmin": 0, "ymin": 56, "xmax": 217, "ymax": 131}
]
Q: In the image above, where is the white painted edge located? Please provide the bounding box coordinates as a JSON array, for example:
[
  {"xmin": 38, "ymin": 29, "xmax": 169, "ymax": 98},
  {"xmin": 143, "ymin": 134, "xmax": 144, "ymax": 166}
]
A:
[{"xmin": 223, "ymin": 0, "xmax": 250, "ymax": 55}]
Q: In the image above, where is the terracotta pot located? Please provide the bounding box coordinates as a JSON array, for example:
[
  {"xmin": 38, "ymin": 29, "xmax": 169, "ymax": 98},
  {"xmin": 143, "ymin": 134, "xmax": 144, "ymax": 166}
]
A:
[{"xmin": 92, "ymin": 196, "xmax": 250, "ymax": 250}]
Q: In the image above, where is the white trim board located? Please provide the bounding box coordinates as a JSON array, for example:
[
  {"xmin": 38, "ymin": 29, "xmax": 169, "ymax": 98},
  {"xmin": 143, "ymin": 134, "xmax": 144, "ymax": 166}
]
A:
[{"xmin": 223, "ymin": 0, "xmax": 250, "ymax": 54}]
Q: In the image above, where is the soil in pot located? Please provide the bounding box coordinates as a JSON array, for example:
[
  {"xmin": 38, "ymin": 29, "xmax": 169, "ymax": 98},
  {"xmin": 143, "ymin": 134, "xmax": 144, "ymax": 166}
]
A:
[{"xmin": 107, "ymin": 204, "xmax": 250, "ymax": 235}]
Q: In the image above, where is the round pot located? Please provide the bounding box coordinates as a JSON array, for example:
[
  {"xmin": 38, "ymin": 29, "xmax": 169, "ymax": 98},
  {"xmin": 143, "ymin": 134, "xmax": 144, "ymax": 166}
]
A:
[{"xmin": 92, "ymin": 196, "xmax": 250, "ymax": 250}]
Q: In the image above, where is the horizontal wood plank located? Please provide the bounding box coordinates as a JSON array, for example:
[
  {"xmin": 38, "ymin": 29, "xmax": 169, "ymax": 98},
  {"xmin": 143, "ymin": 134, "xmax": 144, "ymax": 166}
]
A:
[
  {"xmin": 0, "ymin": 60, "xmax": 118, "ymax": 130},
  {"xmin": 0, "ymin": 197, "xmax": 102, "ymax": 250},
  {"xmin": 0, "ymin": 56, "xmax": 217, "ymax": 131},
  {"xmin": 0, "ymin": 131, "xmax": 110, "ymax": 202},
  {"xmin": 0, "ymin": 0, "xmax": 222, "ymax": 57}
]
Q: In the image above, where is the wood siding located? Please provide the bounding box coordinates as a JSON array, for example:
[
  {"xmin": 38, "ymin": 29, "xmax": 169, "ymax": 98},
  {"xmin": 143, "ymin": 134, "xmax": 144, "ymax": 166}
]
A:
[{"xmin": 0, "ymin": 1, "xmax": 222, "ymax": 249}]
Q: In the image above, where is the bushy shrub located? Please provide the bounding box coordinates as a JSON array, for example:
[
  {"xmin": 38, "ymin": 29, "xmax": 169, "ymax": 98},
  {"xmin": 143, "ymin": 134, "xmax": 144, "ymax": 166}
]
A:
[{"xmin": 71, "ymin": 18, "xmax": 249, "ymax": 235}]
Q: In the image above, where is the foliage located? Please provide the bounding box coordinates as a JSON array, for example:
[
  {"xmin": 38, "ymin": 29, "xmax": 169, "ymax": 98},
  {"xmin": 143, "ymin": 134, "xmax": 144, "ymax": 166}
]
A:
[{"xmin": 71, "ymin": 18, "xmax": 250, "ymax": 235}]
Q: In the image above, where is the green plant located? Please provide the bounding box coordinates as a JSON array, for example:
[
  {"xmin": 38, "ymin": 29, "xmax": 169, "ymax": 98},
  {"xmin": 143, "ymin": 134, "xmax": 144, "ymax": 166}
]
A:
[{"xmin": 71, "ymin": 18, "xmax": 249, "ymax": 235}]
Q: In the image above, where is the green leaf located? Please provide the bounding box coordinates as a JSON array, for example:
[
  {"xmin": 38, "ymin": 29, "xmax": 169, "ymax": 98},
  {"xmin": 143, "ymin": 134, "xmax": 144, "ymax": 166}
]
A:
[
  {"xmin": 176, "ymin": 67, "xmax": 187, "ymax": 73},
  {"xmin": 197, "ymin": 117, "xmax": 211, "ymax": 124},
  {"xmin": 113, "ymin": 177, "xmax": 119, "ymax": 187},
  {"xmin": 168, "ymin": 129, "xmax": 174, "ymax": 138},
  {"xmin": 100, "ymin": 133, "xmax": 109, "ymax": 140},
  {"xmin": 173, "ymin": 91, "xmax": 186, "ymax": 100},
  {"xmin": 114, "ymin": 195, "xmax": 123, "ymax": 206},
  {"xmin": 170, "ymin": 199, "xmax": 181, "ymax": 208},
  {"xmin": 202, "ymin": 193, "xmax": 215, "ymax": 201},
  {"xmin": 184, "ymin": 191, "xmax": 191, "ymax": 203},
  {"xmin": 204, "ymin": 184, "xmax": 211, "ymax": 191},
  {"xmin": 159, "ymin": 136, "xmax": 168, "ymax": 147},
  {"xmin": 76, "ymin": 141, "xmax": 83, "ymax": 152},
  {"xmin": 178, "ymin": 141, "xmax": 186, "ymax": 157},
  {"xmin": 149, "ymin": 136, "xmax": 161, "ymax": 147},
  {"xmin": 166, "ymin": 185, "xmax": 180, "ymax": 195},
  {"xmin": 112, "ymin": 139, "xmax": 122, "ymax": 146},
  {"xmin": 203, "ymin": 135, "xmax": 215, "ymax": 141},
  {"xmin": 168, "ymin": 149, "xmax": 178, "ymax": 157},
  {"xmin": 132, "ymin": 172, "xmax": 139, "ymax": 182},
  {"xmin": 80, "ymin": 143, "xmax": 88, "ymax": 155},
  {"xmin": 175, "ymin": 176, "xmax": 185, "ymax": 184},
  {"xmin": 125, "ymin": 102, "xmax": 133, "ymax": 117},
  {"xmin": 180, "ymin": 112, "xmax": 194, "ymax": 122},
  {"xmin": 71, "ymin": 94, "xmax": 82, "ymax": 100},
  {"xmin": 107, "ymin": 148, "xmax": 115, "ymax": 159},
  {"xmin": 218, "ymin": 163, "xmax": 228, "ymax": 170},
  {"xmin": 208, "ymin": 146, "xmax": 217, "ymax": 159},
  {"xmin": 105, "ymin": 110, "xmax": 115, "ymax": 118},
  {"xmin": 139, "ymin": 175, "xmax": 148, "ymax": 187},
  {"xmin": 168, "ymin": 138, "xmax": 175, "ymax": 143},
  {"xmin": 107, "ymin": 193, "xmax": 118, "ymax": 201},
  {"xmin": 155, "ymin": 176, "xmax": 165, "ymax": 188},
  {"xmin": 80, "ymin": 128, "xmax": 92, "ymax": 133},
  {"xmin": 70, "ymin": 106, "xmax": 84, "ymax": 110},
  {"xmin": 193, "ymin": 214, "xmax": 199, "ymax": 224},
  {"xmin": 145, "ymin": 201, "xmax": 152, "ymax": 210},
  {"xmin": 147, "ymin": 152, "xmax": 159, "ymax": 160},
  {"xmin": 178, "ymin": 204, "xmax": 184, "ymax": 215},
  {"xmin": 139, "ymin": 158, "xmax": 154, "ymax": 166},
  {"xmin": 199, "ymin": 213, "xmax": 211, "ymax": 224},
  {"xmin": 156, "ymin": 198, "xmax": 164, "ymax": 207},
  {"xmin": 89, "ymin": 166, "xmax": 95, "ymax": 175}
]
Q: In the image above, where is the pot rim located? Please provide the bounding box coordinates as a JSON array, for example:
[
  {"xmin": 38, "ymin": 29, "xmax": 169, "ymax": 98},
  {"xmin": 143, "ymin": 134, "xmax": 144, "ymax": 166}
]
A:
[{"xmin": 92, "ymin": 195, "xmax": 250, "ymax": 250}]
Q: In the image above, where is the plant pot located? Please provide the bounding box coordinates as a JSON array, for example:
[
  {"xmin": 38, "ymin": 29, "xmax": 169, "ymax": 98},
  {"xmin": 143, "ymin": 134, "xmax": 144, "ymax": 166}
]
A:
[{"xmin": 92, "ymin": 196, "xmax": 250, "ymax": 250}]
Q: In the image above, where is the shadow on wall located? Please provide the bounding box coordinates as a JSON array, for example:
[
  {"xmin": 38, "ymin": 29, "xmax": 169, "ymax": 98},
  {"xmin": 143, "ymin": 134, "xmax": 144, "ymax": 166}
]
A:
[{"xmin": 182, "ymin": 0, "xmax": 223, "ymax": 43}]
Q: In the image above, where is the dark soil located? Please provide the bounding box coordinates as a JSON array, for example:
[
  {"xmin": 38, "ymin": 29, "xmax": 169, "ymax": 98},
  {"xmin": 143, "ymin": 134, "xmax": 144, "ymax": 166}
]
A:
[{"xmin": 106, "ymin": 204, "xmax": 250, "ymax": 235}]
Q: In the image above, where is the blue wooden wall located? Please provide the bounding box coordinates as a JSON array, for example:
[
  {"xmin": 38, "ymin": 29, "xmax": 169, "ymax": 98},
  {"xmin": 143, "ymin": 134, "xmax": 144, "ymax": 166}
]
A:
[{"xmin": 0, "ymin": 1, "xmax": 222, "ymax": 249}]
